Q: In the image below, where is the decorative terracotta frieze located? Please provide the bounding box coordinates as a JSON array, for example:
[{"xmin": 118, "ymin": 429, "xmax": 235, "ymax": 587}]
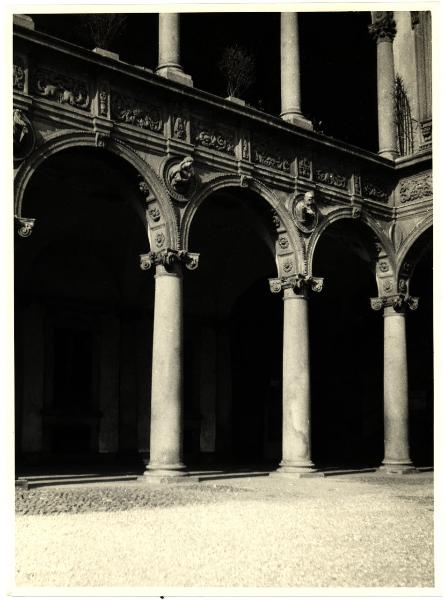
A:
[
  {"xmin": 314, "ymin": 167, "xmax": 348, "ymax": 190},
  {"xmin": 111, "ymin": 91, "xmax": 163, "ymax": 132},
  {"xmin": 400, "ymin": 172, "xmax": 432, "ymax": 203},
  {"xmin": 32, "ymin": 67, "xmax": 91, "ymax": 110},
  {"xmin": 362, "ymin": 178, "xmax": 388, "ymax": 202},
  {"xmin": 193, "ymin": 121, "xmax": 235, "ymax": 155},
  {"xmin": 252, "ymin": 139, "xmax": 290, "ymax": 172}
]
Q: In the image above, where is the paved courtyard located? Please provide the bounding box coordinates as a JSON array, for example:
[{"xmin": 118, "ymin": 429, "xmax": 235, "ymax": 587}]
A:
[{"xmin": 15, "ymin": 470, "xmax": 434, "ymax": 589}]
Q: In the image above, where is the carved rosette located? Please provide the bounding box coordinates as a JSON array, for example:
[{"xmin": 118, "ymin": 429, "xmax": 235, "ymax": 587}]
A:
[
  {"xmin": 369, "ymin": 12, "xmax": 397, "ymax": 43},
  {"xmin": 139, "ymin": 249, "xmax": 199, "ymax": 272},
  {"xmin": 292, "ymin": 191, "xmax": 319, "ymax": 234},
  {"xmin": 13, "ymin": 109, "xmax": 35, "ymax": 162},
  {"xmin": 269, "ymin": 274, "xmax": 324, "ymax": 296},
  {"xmin": 370, "ymin": 294, "xmax": 419, "ymax": 312},
  {"xmin": 399, "ymin": 173, "xmax": 432, "ymax": 203},
  {"xmin": 32, "ymin": 68, "xmax": 91, "ymax": 110},
  {"xmin": 15, "ymin": 216, "xmax": 35, "ymax": 238}
]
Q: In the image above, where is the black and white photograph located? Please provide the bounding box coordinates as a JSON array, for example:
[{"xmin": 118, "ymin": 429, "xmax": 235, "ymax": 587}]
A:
[{"xmin": 7, "ymin": 1, "xmax": 439, "ymax": 594}]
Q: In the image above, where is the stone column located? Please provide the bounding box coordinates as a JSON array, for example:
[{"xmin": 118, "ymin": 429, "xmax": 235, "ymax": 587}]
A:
[
  {"xmin": 369, "ymin": 12, "xmax": 398, "ymax": 159},
  {"xmin": 156, "ymin": 13, "xmax": 193, "ymax": 87},
  {"xmin": 139, "ymin": 249, "xmax": 199, "ymax": 481},
  {"xmin": 21, "ymin": 303, "xmax": 45, "ymax": 453},
  {"xmin": 371, "ymin": 294, "xmax": 418, "ymax": 472},
  {"xmin": 280, "ymin": 13, "xmax": 312, "ymax": 130},
  {"xmin": 269, "ymin": 274, "xmax": 323, "ymax": 477}
]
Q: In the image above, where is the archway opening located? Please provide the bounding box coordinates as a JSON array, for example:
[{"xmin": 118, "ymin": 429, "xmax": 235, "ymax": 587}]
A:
[
  {"xmin": 405, "ymin": 229, "xmax": 433, "ymax": 466},
  {"xmin": 186, "ymin": 188, "xmax": 282, "ymax": 467},
  {"xmin": 311, "ymin": 219, "xmax": 383, "ymax": 468},
  {"xmin": 15, "ymin": 147, "xmax": 153, "ymax": 468}
]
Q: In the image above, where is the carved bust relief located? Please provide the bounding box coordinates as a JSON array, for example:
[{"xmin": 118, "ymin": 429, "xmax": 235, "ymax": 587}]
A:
[
  {"xmin": 13, "ymin": 109, "xmax": 35, "ymax": 162},
  {"xmin": 292, "ymin": 190, "xmax": 319, "ymax": 234},
  {"xmin": 165, "ymin": 155, "xmax": 197, "ymax": 201}
]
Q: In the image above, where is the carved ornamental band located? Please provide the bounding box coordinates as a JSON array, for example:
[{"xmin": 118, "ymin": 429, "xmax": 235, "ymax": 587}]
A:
[
  {"xmin": 140, "ymin": 249, "xmax": 200, "ymax": 271},
  {"xmin": 269, "ymin": 274, "xmax": 324, "ymax": 295},
  {"xmin": 370, "ymin": 294, "xmax": 419, "ymax": 312}
]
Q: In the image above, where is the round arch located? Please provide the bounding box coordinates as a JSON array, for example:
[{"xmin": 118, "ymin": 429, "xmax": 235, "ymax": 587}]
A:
[
  {"xmin": 181, "ymin": 174, "xmax": 305, "ymax": 276},
  {"xmin": 14, "ymin": 129, "xmax": 178, "ymax": 248},
  {"xmin": 307, "ymin": 209, "xmax": 395, "ymax": 277}
]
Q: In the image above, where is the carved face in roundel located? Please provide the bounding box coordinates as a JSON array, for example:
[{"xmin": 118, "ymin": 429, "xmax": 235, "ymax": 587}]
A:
[{"xmin": 13, "ymin": 109, "xmax": 35, "ymax": 161}]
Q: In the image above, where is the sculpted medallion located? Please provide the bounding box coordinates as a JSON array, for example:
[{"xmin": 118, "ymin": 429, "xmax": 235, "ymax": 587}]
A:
[{"xmin": 292, "ymin": 190, "xmax": 319, "ymax": 234}]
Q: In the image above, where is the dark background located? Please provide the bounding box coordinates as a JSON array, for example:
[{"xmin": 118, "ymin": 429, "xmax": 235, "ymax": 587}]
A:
[{"xmin": 30, "ymin": 12, "xmax": 378, "ymax": 152}]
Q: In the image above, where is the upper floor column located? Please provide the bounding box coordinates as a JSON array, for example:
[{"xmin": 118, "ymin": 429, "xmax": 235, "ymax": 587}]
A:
[
  {"xmin": 369, "ymin": 12, "xmax": 398, "ymax": 160},
  {"xmin": 156, "ymin": 13, "xmax": 193, "ymax": 87},
  {"xmin": 280, "ymin": 13, "xmax": 312, "ymax": 130}
]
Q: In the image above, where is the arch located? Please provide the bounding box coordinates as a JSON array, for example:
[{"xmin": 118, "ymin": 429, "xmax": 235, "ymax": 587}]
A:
[
  {"xmin": 307, "ymin": 208, "xmax": 395, "ymax": 277},
  {"xmin": 14, "ymin": 129, "xmax": 178, "ymax": 248},
  {"xmin": 181, "ymin": 173, "xmax": 305, "ymax": 275}
]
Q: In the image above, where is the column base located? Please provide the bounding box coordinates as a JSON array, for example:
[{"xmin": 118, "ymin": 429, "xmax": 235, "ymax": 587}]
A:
[
  {"xmin": 280, "ymin": 111, "xmax": 313, "ymax": 130},
  {"xmin": 378, "ymin": 148, "xmax": 398, "ymax": 160},
  {"xmin": 139, "ymin": 465, "xmax": 199, "ymax": 484},
  {"xmin": 380, "ymin": 461, "xmax": 417, "ymax": 474},
  {"xmin": 270, "ymin": 462, "xmax": 324, "ymax": 478},
  {"xmin": 155, "ymin": 66, "xmax": 193, "ymax": 87}
]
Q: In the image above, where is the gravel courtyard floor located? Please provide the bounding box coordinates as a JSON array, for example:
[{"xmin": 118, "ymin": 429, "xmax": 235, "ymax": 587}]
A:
[{"xmin": 15, "ymin": 470, "xmax": 434, "ymax": 589}]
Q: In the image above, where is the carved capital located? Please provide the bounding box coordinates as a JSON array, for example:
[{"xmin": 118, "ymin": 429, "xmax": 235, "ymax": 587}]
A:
[
  {"xmin": 269, "ymin": 274, "xmax": 324, "ymax": 295},
  {"xmin": 370, "ymin": 294, "xmax": 419, "ymax": 312},
  {"xmin": 15, "ymin": 216, "xmax": 35, "ymax": 237},
  {"xmin": 140, "ymin": 249, "xmax": 199, "ymax": 272},
  {"xmin": 369, "ymin": 13, "xmax": 397, "ymax": 43}
]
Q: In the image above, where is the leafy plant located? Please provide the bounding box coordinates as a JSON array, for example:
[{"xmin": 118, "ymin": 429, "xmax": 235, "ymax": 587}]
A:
[
  {"xmin": 78, "ymin": 14, "xmax": 127, "ymax": 50},
  {"xmin": 218, "ymin": 44, "xmax": 255, "ymax": 99}
]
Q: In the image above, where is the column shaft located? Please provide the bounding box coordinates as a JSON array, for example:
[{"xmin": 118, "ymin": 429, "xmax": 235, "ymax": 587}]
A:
[
  {"xmin": 145, "ymin": 264, "xmax": 185, "ymax": 477},
  {"xmin": 156, "ymin": 13, "xmax": 193, "ymax": 86},
  {"xmin": 381, "ymin": 307, "xmax": 414, "ymax": 471},
  {"xmin": 278, "ymin": 289, "xmax": 315, "ymax": 473},
  {"xmin": 377, "ymin": 40, "xmax": 398, "ymax": 159},
  {"xmin": 158, "ymin": 13, "xmax": 181, "ymax": 70},
  {"xmin": 280, "ymin": 13, "xmax": 312, "ymax": 129}
]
